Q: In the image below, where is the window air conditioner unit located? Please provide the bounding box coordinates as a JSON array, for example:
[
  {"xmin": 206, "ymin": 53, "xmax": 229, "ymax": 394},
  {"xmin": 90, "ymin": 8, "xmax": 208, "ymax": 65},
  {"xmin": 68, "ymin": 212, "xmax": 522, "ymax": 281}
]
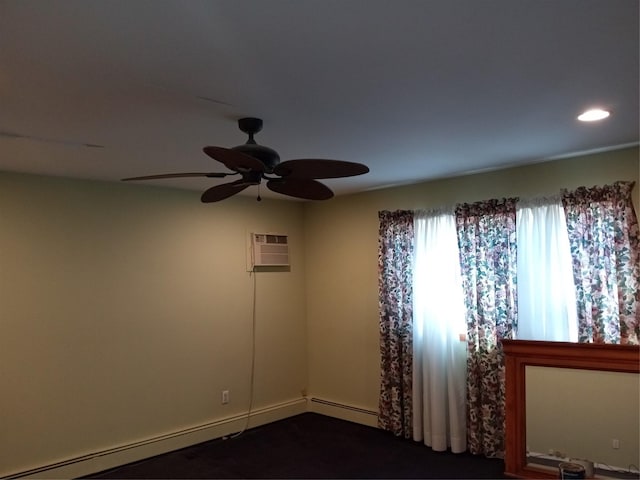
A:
[{"xmin": 251, "ymin": 233, "xmax": 289, "ymax": 267}]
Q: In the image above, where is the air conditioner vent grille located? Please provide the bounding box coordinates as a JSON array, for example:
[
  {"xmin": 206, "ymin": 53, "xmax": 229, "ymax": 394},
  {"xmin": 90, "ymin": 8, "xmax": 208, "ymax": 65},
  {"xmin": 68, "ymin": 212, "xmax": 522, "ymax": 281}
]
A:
[{"xmin": 252, "ymin": 233, "xmax": 289, "ymax": 267}]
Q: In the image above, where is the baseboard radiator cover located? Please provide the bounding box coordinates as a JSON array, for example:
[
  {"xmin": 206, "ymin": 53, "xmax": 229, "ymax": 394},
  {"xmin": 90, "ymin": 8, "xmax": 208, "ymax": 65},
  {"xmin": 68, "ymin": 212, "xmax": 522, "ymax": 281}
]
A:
[
  {"xmin": 309, "ymin": 397, "xmax": 379, "ymax": 427},
  {"xmin": 2, "ymin": 398, "xmax": 306, "ymax": 480}
]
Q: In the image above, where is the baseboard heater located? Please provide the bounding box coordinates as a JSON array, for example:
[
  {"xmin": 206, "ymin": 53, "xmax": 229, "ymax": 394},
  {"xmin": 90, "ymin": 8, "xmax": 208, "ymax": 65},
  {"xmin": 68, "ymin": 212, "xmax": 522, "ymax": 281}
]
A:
[
  {"xmin": 2, "ymin": 399, "xmax": 305, "ymax": 480},
  {"xmin": 310, "ymin": 397, "xmax": 378, "ymax": 417},
  {"xmin": 2, "ymin": 417, "xmax": 240, "ymax": 480}
]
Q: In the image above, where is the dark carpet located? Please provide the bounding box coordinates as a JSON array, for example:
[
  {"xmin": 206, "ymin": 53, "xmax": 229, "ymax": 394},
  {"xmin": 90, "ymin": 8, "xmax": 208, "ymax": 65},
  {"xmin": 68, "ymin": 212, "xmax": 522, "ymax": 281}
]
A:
[{"xmin": 85, "ymin": 412, "xmax": 506, "ymax": 479}]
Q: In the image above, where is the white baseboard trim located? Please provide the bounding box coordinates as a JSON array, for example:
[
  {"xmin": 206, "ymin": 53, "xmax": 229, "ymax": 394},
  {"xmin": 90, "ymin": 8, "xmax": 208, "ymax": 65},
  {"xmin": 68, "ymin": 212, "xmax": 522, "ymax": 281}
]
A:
[
  {"xmin": 308, "ymin": 397, "xmax": 379, "ymax": 428},
  {"xmin": 3, "ymin": 398, "xmax": 307, "ymax": 480}
]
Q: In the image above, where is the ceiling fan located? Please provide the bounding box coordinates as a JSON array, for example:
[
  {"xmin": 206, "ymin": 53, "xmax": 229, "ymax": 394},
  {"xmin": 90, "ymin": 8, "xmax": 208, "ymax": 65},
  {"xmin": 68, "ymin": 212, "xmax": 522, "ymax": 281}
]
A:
[{"xmin": 122, "ymin": 117, "xmax": 369, "ymax": 202}]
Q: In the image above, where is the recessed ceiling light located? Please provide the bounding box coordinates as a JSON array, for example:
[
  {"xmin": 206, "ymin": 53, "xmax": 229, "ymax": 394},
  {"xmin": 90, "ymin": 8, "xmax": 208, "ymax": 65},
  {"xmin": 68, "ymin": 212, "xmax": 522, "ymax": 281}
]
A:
[{"xmin": 577, "ymin": 108, "xmax": 610, "ymax": 122}]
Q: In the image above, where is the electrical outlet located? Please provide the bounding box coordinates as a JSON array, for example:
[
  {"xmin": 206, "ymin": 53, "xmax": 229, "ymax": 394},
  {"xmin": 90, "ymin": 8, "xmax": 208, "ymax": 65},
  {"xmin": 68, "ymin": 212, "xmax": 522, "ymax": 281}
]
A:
[
  {"xmin": 221, "ymin": 390, "xmax": 229, "ymax": 404},
  {"xmin": 612, "ymin": 439, "xmax": 620, "ymax": 449}
]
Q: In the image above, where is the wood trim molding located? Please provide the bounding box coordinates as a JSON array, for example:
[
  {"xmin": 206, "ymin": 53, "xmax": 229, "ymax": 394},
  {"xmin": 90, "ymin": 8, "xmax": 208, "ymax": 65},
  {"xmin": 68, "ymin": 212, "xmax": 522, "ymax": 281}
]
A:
[{"xmin": 502, "ymin": 340, "xmax": 640, "ymax": 479}]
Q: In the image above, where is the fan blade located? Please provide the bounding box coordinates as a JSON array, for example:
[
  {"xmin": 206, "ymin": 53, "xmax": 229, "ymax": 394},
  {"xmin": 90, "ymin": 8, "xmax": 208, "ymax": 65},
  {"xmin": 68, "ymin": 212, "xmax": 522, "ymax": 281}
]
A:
[
  {"xmin": 122, "ymin": 172, "xmax": 233, "ymax": 181},
  {"xmin": 203, "ymin": 146, "xmax": 265, "ymax": 173},
  {"xmin": 201, "ymin": 180, "xmax": 251, "ymax": 203},
  {"xmin": 273, "ymin": 159, "xmax": 369, "ymax": 179},
  {"xmin": 266, "ymin": 178, "xmax": 333, "ymax": 200}
]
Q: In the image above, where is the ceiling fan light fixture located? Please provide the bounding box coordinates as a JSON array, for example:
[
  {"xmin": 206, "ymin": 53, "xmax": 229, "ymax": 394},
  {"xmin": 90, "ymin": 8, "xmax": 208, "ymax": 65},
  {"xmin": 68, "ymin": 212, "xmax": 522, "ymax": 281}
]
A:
[{"xmin": 577, "ymin": 108, "xmax": 610, "ymax": 122}]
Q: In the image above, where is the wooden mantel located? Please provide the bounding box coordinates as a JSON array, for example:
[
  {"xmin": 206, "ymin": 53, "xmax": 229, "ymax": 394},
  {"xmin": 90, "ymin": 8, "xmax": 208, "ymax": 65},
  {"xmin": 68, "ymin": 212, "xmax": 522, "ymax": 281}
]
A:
[{"xmin": 502, "ymin": 340, "xmax": 640, "ymax": 479}]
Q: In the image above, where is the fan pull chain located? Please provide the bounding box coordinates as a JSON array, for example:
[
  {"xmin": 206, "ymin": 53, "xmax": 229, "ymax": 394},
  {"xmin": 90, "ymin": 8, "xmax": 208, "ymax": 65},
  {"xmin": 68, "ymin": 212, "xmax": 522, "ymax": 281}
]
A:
[{"xmin": 256, "ymin": 183, "xmax": 262, "ymax": 202}]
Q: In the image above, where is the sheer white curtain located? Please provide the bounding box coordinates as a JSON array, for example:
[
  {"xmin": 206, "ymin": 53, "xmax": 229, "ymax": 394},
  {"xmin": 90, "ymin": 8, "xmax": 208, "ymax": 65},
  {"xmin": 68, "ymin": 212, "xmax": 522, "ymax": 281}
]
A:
[
  {"xmin": 516, "ymin": 197, "xmax": 578, "ymax": 341},
  {"xmin": 412, "ymin": 210, "xmax": 467, "ymax": 453}
]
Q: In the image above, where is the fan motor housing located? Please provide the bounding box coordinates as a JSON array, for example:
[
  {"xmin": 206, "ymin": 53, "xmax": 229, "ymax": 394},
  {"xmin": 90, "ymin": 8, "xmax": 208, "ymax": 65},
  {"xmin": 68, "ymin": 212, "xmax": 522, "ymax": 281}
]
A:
[{"xmin": 232, "ymin": 143, "xmax": 280, "ymax": 172}]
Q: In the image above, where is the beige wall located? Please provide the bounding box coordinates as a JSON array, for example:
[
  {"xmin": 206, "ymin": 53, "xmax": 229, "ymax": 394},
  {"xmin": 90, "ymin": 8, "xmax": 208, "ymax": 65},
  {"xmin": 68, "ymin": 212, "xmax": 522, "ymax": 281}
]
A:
[
  {"xmin": 526, "ymin": 367, "xmax": 640, "ymax": 469},
  {"xmin": 1, "ymin": 146, "xmax": 638, "ymax": 477},
  {"xmin": 0, "ymin": 172, "xmax": 308, "ymax": 477},
  {"xmin": 303, "ymin": 146, "xmax": 639, "ymax": 412}
]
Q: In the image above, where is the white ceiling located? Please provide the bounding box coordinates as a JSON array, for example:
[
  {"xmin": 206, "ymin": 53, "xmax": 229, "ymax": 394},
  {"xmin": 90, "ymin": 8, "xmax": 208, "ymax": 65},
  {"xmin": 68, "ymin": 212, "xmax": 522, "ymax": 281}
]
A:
[{"xmin": 1, "ymin": 0, "xmax": 638, "ymax": 201}]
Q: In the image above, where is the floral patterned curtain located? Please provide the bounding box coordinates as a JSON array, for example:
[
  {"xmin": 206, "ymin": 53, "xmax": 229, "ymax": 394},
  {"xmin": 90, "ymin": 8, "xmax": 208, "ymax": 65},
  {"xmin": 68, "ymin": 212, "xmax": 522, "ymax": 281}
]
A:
[
  {"xmin": 377, "ymin": 210, "xmax": 414, "ymax": 438},
  {"xmin": 455, "ymin": 199, "xmax": 518, "ymax": 458},
  {"xmin": 561, "ymin": 181, "xmax": 640, "ymax": 345}
]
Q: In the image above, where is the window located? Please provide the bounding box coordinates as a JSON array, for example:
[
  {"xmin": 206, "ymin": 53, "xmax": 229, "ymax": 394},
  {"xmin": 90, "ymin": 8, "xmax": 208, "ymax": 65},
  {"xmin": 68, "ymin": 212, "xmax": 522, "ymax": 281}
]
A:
[{"xmin": 515, "ymin": 198, "xmax": 578, "ymax": 341}]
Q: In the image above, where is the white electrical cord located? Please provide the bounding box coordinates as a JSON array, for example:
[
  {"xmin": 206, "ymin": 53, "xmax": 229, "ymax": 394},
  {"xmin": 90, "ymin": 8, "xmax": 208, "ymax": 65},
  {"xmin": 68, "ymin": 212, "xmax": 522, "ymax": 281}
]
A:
[{"xmin": 227, "ymin": 268, "xmax": 257, "ymax": 439}]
